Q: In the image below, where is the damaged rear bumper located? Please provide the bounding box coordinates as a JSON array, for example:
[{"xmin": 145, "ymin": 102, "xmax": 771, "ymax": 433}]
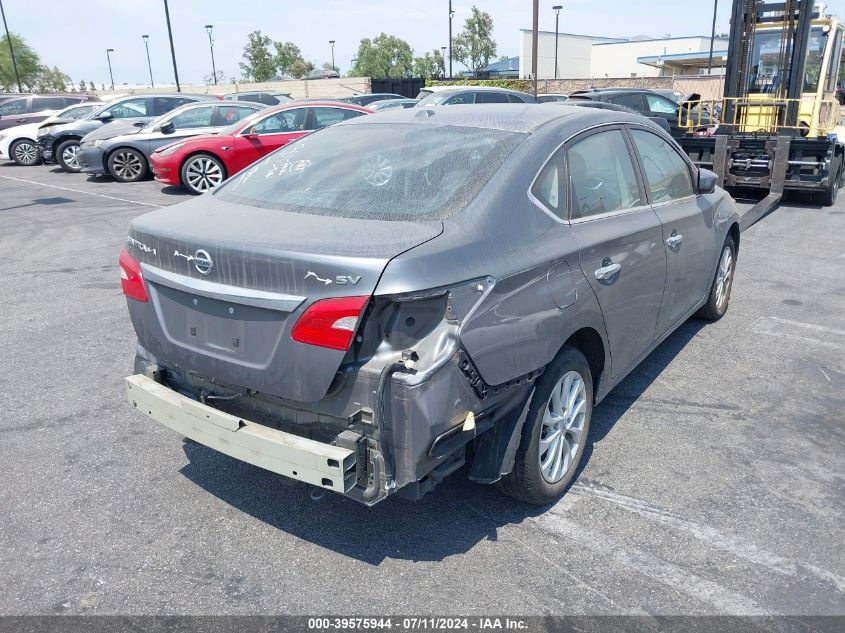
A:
[{"xmin": 125, "ymin": 374, "xmax": 358, "ymax": 493}]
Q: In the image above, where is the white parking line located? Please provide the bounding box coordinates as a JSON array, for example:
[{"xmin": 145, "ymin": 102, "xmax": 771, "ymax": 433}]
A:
[
  {"xmin": 0, "ymin": 174, "xmax": 163, "ymax": 208},
  {"xmin": 752, "ymin": 316, "xmax": 845, "ymax": 350}
]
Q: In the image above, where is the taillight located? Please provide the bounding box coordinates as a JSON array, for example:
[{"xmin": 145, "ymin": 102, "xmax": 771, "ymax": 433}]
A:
[
  {"xmin": 119, "ymin": 249, "xmax": 149, "ymax": 302},
  {"xmin": 291, "ymin": 296, "xmax": 369, "ymax": 351}
]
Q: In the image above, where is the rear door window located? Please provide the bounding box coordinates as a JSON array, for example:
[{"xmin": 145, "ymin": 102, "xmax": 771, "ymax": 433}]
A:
[
  {"xmin": 531, "ymin": 151, "xmax": 565, "ymax": 218},
  {"xmin": 629, "ymin": 129, "xmax": 695, "ymax": 202},
  {"xmin": 215, "ymin": 105, "xmax": 259, "ymax": 125},
  {"xmin": 608, "ymin": 93, "xmax": 645, "ymax": 111},
  {"xmin": 476, "ymin": 92, "xmax": 510, "ymax": 104},
  {"xmin": 33, "ymin": 97, "xmax": 66, "ymax": 111},
  {"xmin": 310, "ymin": 107, "xmax": 366, "ymax": 129},
  {"xmin": 644, "ymin": 94, "xmax": 679, "ymax": 115},
  {"xmin": 507, "ymin": 93, "xmax": 528, "ymax": 103},
  {"xmin": 567, "ymin": 129, "xmax": 643, "ymax": 219},
  {"xmin": 168, "ymin": 105, "xmax": 214, "ymax": 129},
  {"xmin": 106, "ymin": 98, "xmax": 148, "ymax": 118},
  {"xmin": 444, "ymin": 92, "xmax": 474, "ymax": 105},
  {"xmin": 151, "ymin": 97, "xmax": 195, "ymax": 115}
]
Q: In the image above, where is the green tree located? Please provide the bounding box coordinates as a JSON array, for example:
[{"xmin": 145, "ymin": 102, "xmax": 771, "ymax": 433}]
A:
[
  {"xmin": 350, "ymin": 33, "xmax": 413, "ymax": 78},
  {"xmin": 413, "ymin": 49, "xmax": 445, "ymax": 79},
  {"xmin": 33, "ymin": 66, "xmax": 70, "ymax": 92},
  {"xmin": 0, "ymin": 33, "xmax": 42, "ymax": 91},
  {"xmin": 274, "ymin": 41, "xmax": 306, "ymax": 76},
  {"xmin": 452, "ymin": 6, "xmax": 497, "ymax": 74},
  {"xmin": 289, "ymin": 59, "xmax": 314, "ymax": 79},
  {"xmin": 78, "ymin": 79, "xmax": 86, "ymax": 92},
  {"xmin": 89, "ymin": 81, "xmax": 96, "ymax": 92},
  {"xmin": 239, "ymin": 31, "xmax": 276, "ymax": 81}
]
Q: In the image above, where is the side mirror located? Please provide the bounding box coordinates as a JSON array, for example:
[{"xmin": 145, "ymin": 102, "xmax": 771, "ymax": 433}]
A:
[
  {"xmin": 133, "ymin": 120, "xmax": 147, "ymax": 128},
  {"xmin": 697, "ymin": 168, "xmax": 718, "ymax": 194},
  {"xmin": 160, "ymin": 121, "xmax": 175, "ymax": 134},
  {"xmin": 95, "ymin": 111, "xmax": 113, "ymax": 122}
]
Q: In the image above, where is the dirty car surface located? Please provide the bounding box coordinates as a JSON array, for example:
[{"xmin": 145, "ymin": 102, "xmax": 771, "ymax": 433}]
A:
[{"xmin": 122, "ymin": 104, "xmax": 741, "ymax": 506}]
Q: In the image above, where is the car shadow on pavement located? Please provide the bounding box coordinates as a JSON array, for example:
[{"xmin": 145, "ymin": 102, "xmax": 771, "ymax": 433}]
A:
[{"xmin": 178, "ymin": 318, "xmax": 708, "ymax": 565}]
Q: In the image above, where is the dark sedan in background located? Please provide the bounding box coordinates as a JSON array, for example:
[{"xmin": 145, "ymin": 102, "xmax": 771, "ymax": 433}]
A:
[
  {"xmin": 38, "ymin": 94, "xmax": 216, "ymax": 172},
  {"xmin": 77, "ymin": 101, "xmax": 264, "ymax": 182},
  {"xmin": 122, "ymin": 104, "xmax": 740, "ymax": 507}
]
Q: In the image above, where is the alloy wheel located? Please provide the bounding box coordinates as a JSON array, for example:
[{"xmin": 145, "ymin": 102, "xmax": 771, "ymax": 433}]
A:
[
  {"xmin": 185, "ymin": 157, "xmax": 224, "ymax": 192},
  {"xmin": 715, "ymin": 246, "xmax": 733, "ymax": 311},
  {"xmin": 62, "ymin": 144, "xmax": 80, "ymax": 170},
  {"xmin": 538, "ymin": 370, "xmax": 587, "ymax": 483},
  {"xmin": 112, "ymin": 151, "xmax": 144, "ymax": 181},
  {"xmin": 13, "ymin": 142, "xmax": 38, "ymax": 165}
]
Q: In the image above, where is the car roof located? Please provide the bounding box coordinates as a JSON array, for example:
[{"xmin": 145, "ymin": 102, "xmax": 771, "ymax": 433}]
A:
[
  {"xmin": 424, "ymin": 85, "xmax": 530, "ymax": 95},
  {"xmin": 338, "ymin": 102, "xmax": 637, "ymax": 134}
]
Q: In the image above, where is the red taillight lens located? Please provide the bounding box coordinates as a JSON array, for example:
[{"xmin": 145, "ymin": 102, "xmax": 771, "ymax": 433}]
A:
[
  {"xmin": 291, "ymin": 295, "xmax": 370, "ymax": 351},
  {"xmin": 119, "ymin": 249, "xmax": 149, "ymax": 302}
]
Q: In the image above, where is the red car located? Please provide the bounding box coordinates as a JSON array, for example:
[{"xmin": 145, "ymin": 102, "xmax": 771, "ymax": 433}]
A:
[{"xmin": 150, "ymin": 101, "xmax": 372, "ymax": 194}]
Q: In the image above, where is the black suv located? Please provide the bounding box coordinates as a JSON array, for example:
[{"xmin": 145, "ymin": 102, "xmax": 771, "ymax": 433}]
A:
[
  {"xmin": 567, "ymin": 88, "xmax": 707, "ymax": 137},
  {"xmin": 38, "ymin": 93, "xmax": 216, "ymax": 172}
]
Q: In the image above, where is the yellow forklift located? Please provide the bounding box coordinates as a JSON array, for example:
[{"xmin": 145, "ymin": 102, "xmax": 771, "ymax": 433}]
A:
[{"xmin": 680, "ymin": 0, "xmax": 845, "ymax": 221}]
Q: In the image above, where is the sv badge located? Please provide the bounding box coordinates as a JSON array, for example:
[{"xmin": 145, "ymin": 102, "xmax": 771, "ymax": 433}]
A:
[{"xmin": 304, "ymin": 271, "xmax": 361, "ymax": 286}]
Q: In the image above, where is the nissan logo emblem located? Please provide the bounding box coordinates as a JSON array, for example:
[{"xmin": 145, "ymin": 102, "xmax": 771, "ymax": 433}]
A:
[{"xmin": 193, "ymin": 249, "xmax": 213, "ymax": 275}]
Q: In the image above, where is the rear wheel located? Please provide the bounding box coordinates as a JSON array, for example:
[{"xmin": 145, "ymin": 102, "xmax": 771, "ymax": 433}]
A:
[
  {"xmin": 56, "ymin": 139, "xmax": 82, "ymax": 172},
  {"xmin": 815, "ymin": 155, "xmax": 841, "ymax": 206},
  {"xmin": 10, "ymin": 139, "xmax": 40, "ymax": 166},
  {"xmin": 181, "ymin": 153, "xmax": 227, "ymax": 195},
  {"xmin": 696, "ymin": 235, "xmax": 736, "ymax": 321},
  {"xmin": 108, "ymin": 148, "xmax": 148, "ymax": 182},
  {"xmin": 497, "ymin": 346, "xmax": 592, "ymax": 505}
]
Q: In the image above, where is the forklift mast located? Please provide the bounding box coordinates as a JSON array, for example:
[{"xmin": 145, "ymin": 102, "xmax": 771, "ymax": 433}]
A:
[{"xmin": 722, "ymin": 0, "xmax": 816, "ymax": 131}]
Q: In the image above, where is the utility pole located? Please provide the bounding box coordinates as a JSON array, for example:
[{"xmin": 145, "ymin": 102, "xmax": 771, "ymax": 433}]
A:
[
  {"xmin": 106, "ymin": 49, "xmax": 115, "ymax": 90},
  {"xmin": 0, "ymin": 0, "xmax": 21, "ymax": 92},
  {"xmin": 205, "ymin": 25, "xmax": 217, "ymax": 85},
  {"xmin": 531, "ymin": 0, "xmax": 539, "ymax": 96},
  {"xmin": 553, "ymin": 5, "xmax": 562, "ymax": 79},
  {"xmin": 707, "ymin": 0, "xmax": 719, "ymax": 75},
  {"xmin": 329, "ymin": 40, "xmax": 335, "ymax": 71},
  {"xmin": 142, "ymin": 35, "xmax": 154, "ymax": 88},
  {"xmin": 163, "ymin": 0, "xmax": 180, "ymax": 91},
  {"xmin": 441, "ymin": 46, "xmax": 447, "ymax": 78},
  {"xmin": 448, "ymin": 0, "xmax": 454, "ymax": 79}
]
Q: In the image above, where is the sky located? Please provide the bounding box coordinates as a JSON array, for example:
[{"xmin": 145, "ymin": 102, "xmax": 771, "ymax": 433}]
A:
[{"xmin": 2, "ymin": 0, "xmax": 822, "ymax": 87}]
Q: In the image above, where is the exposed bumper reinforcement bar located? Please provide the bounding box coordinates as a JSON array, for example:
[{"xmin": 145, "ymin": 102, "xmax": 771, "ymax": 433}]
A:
[{"xmin": 125, "ymin": 374, "xmax": 357, "ymax": 493}]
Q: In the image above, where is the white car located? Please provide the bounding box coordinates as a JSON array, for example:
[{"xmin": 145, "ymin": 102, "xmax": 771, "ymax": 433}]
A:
[{"xmin": 0, "ymin": 102, "xmax": 101, "ymax": 166}]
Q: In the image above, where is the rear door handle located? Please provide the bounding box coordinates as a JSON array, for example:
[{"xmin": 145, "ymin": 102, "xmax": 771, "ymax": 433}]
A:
[
  {"xmin": 666, "ymin": 233, "xmax": 683, "ymax": 248},
  {"xmin": 594, "ymin": 263, "xmax": 621, "ymax": 280}
]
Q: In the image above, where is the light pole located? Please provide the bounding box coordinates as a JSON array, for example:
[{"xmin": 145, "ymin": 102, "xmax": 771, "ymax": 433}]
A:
[
  {"xmin": 707, "ymin": 0, "xmax": 719, "ymax": 75},
  {"xmin": 163, "ymin": 0, "xmax": 180, "ymax": 91},
  {"xmin": 531, "ymin": 0, "xmax": 539, "ymax": 96},
  {"xmin": 0, "ymin": 0, "xmax": 21, "ymax": 92},
  {"xmin": 448, "ymin": 1, "xmax": 454, "ymax": 79},
  {"xmin": 441, "ymin": 46, "xmax": 447, "ymax": 78},
  {"xmin": 553, "ymin": 5, "xmax": 562, "ymax": 79},
  {"xmin": 329, "ymin": 40, "xmax": 335, "ymax": 71},
  {"xmin": 106, "ymin": 48, "xmax": 115, "ymax": 90},
  {"xmin": 142, "ymin": 35, "xmax": 154, "ymax": 88},
  {"xmin": 205, "ymin": 24, "xmax": 217, "ymax": 85}
]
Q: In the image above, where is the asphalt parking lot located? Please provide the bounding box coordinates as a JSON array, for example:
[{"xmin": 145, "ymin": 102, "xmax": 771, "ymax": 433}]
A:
[{"xmin": 0, "ymin": 164, "xmax": 843, "ymax": 617}]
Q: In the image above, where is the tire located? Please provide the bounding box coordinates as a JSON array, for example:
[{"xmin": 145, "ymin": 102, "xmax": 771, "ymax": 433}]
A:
[
  {"xmin": 108, "ymin": 147, "xmax": 148, "ymax": 182},
  {"xmin": 56, "ymin": 138, "xmax": 82, "ymax": 172},
  {"xmin": 497, "ymin": 346, "xmax": 593, "ymax": 505},
  {"xmin": 696, "ymin": 234, "xmax": 737, "ymax": 321},
  {"xmin": 10, "ymin": 138, "xmax": 40, "ymax": 166},
  {"xmin": 815, "ymin": 155, "xmax": 841, "ymax": 206},
  {"xmin": 180, "ymin": 153, "xmax": 227, "ymax": 195}
]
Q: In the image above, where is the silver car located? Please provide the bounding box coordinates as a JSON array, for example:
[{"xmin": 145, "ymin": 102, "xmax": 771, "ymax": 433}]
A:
[
  {"xmin": 77, "ymin": 101, "xmax": 264, "ymax": 182},
  {"xmin": 121, "ymin": 104, "xmax": 740, "ymax": 506}
]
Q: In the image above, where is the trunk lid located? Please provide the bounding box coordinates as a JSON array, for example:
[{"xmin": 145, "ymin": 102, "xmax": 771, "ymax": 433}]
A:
[{"xmin": 126, "ymin": 195, "xmax": 442, "ymax": 402}]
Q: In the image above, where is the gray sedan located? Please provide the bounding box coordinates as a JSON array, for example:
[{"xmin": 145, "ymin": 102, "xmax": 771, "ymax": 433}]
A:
[
  {"xmin": 121, "ymin": 104, "xmax": 739, "ymax": 506},
  {"xmin": 77, "ymin": 102, "xmax": 264, "ymax": 182}
]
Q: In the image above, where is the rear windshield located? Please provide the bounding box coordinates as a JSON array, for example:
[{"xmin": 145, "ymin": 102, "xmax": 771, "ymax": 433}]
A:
[{"xmin": 215, "ymin": 123, "xmax": 525, "ymax": 220}]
